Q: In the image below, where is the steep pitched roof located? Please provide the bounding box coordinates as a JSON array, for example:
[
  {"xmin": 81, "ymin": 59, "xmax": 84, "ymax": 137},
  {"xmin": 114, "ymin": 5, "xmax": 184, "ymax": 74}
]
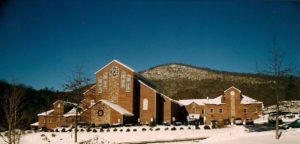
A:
[
  {"xmin": 94, "ymin": 59, "xmax": 135, "ymax": 74},
  {"xmin": 224, "ymin": 86, "xmax": 241, "ymax": 93}
]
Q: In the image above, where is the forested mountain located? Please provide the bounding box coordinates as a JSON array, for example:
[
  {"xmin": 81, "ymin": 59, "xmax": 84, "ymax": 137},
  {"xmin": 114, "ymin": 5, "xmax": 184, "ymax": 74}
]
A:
[{"xmin": 140, "ymin": 63, "xmax": 300, "ymax": 106}]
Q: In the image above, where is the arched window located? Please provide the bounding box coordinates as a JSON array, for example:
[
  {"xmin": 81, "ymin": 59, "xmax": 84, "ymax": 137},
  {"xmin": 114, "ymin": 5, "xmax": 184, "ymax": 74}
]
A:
[{"xmin": 143, "ymin": 98, "xmax": 148, "ymax": 110}]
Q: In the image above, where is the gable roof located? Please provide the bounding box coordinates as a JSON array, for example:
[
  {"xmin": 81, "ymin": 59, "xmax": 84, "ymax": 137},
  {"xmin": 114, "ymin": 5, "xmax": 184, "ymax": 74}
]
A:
[
  {"xmin": 94, "ymin": 59, "xmax": 135, "ymax": 74},
  {"xmin": 224, "ymin": 86, "xmax": 241, "ymax": 93}
]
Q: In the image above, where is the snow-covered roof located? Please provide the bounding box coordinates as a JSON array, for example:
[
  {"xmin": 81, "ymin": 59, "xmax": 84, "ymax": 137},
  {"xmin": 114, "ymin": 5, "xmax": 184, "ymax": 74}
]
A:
[
  {"xmin": 100, "ymin": 100, "xmax": 134, "ymax": 116},
  {"xmin": 241, "ymin": 95, "xmax": 262, "ymax": 104},
  {"xmin": 94, "ymin": 59, "xmax": 135, "ymax": 74},
  {"xmin": 30, "ymin": 122, "xmax": 39, "ymax": 126},
  {"xmin": 204, "ymin": 95, "xmax": 224, "ymax": 105},
  {"xmin": 63, "ymin": 108, "xmax": 80, "ymax": 117},
  {"xmin": 38, "ymin": 109, "xmax": 54, "ymax": 116},
  {"xmin": 178, "ymin": 99, "xmax": 207, "ymax": 106}
]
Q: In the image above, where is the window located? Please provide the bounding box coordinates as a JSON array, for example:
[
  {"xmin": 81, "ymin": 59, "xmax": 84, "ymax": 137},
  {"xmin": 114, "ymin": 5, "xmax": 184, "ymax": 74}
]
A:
[
  {"xmin": 192, "ymin": 108, "xmax": 195, "ymax": 114},
  {"xmin": 210, "ymin": 108, "xmax": 214, "ymax": 114},
  {"xmin": 254, "ymin": 108, "xmax": 257, "ymax": 113},
  {"xmin": 90, "ymin": 99, "xmax": 95, "ymax": 106},
  {"xmin": 143, "ymin": 99, "xmax": 148, "ymax": 110},
  {"xmin": 103, "ymin": 72, "xmax": 108, "ymax": 89},
  {"xmin": 243, "ymin": 108, "xmax": 247, "ymax": 114},
  {"xmin": 43, "ymin": 118, "xmax": 46, "ymax": 124},
  {"xmin": 219, "ymin": 108, "xmax": 223, "ymax": 114},
  {"xmin": 125, "ymin": 75, "xmax": 131, "ymax": 92},
  {"xmin": 121, "ymin": 71, "xmax": 126, "ymax": 88},
  {"xmin": 98, "ymin": 77, "xmax": 102, "ymax": 93},
  {"xmin": 202, "ymin": 109, "xmax": 204, "ymax": 114}
]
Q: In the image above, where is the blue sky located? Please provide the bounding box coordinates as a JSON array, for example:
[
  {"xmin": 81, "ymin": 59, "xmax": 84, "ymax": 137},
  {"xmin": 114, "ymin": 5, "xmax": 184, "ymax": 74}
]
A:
[{"xmin": 0, "ymin": 0, "xmax": 299, "ymax": 90}]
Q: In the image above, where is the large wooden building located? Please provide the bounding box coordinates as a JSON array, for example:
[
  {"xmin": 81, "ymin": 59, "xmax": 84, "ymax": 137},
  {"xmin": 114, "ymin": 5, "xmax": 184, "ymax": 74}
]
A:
[{"xmin": 35, "ymin": 60, "xmax": 263, "ymax": 128}]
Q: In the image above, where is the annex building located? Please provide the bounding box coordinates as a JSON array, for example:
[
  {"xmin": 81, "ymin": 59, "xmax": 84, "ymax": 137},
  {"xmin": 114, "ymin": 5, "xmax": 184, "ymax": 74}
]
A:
[{"xmin": 35, "ymin": 60, "xmax": 263, "ymax": 129}]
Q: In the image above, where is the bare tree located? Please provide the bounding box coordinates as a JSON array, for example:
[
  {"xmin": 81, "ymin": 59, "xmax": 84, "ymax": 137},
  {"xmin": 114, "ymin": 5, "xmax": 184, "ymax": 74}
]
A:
[
  {"xmin": 0, "ymin": 82, "xmax": 25, "ymax": 144},
  {"xmin": 258, "ymin": 36, "xmax": 291, "ymax": 139},
  {"xmin": 62, "ymin": 69, "xmax": 90, "ymax": 143}
]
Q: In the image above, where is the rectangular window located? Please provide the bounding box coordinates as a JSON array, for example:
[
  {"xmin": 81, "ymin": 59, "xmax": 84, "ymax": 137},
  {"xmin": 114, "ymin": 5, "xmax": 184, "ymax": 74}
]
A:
[
  {"xmin": 243, "ymin": 108, "xmax": 247, "ymax": 114},
  {"xmin": 125, "ymin": 75, "xmax": 131, "ymax": 92},
  {"xmin": 98, "ymin": 77, "xmax": 102, "ymax": 93},
  {"xmin": 210, "ymin": 108, "xmax": 214, "ymax": 114},
  {"xmin": 192, "ymin": 108, "xmax": 195, "ymax": 114},
  {"xmin": 254, "ymin": 108, "xmax": 257, "ymax": 113},
  {"xmin": 121, "ymin": 71, "xmax": 126, "ymax": 88},
  {"xmin": 43, "ymin": 118, "xmax": 46, "ymax": 123},
  {"xmin": 219, "ymin": 108, "xmax": 223, "ymax": 114},
  {"xmin": 202, "ymin": 109, "xmax": 204, "ymax": 114},
  {"xmin": 103, "ymin": 73, "xmax": 108, "ymax": 89}
]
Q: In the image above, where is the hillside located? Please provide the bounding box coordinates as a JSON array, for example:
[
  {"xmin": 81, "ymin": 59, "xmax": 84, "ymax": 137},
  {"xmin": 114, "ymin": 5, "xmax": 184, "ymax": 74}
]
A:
[{"xmin": 140, "ymin": 63, "xmax": 300, "ymax": 106}]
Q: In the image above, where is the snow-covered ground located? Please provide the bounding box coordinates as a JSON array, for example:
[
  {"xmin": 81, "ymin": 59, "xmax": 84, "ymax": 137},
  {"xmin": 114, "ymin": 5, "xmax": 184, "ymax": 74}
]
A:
[{"xmin": 1, "ymin": 116, "xmax": 299, "ymax": 144}]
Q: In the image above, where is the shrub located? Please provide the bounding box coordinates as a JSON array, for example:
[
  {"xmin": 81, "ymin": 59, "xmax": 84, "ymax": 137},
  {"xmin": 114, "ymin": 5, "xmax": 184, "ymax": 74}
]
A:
[
  {"xmin": 55, "ymin": 129, "xmax": 59, "ymax": 132},
  {"xmin": 155, "ymin": 128, "xmax": 160, "ymax": 131},
  {"xmin": 165, "ymin": 127, "xmax": 169, "ymax": 131},
  {"xmin": 100, "ymin": 129, "xmax": 104, "ymax": 132},
  {"xmin": 41, "ymin": 127, "xmax": 48, "ymax": 132},
  {"xmin": 149, "ymin": 128, "xmax": 153, "ymax": 131},
  {"xmin": 61, "ymin": 128, "xmax": 66, "ymax": 132},
  {"xmin": 133, "ymin": 129, "xmax": 137, "ymax": 132},
  {"xmin": 93, "ymin": 129, "xmax": 97, "ymax": 132},
  {"xmin": 41, "ymin": 134, "xmax": 45, "ymax": 137},
  {"xmin": 113, "ymin": 128, "xmax": 118, "ymax": 132},
  {"xmin": 51, "ymin": 133, "xmax": 56, "ymax": 137},
  {"xmin": 142, "ymin": 128, "xmax": 147, "ymax": 131},
  {"xmin": 120, "ymin": 129, "xmax": 123, "ymax": 132},
  {"xmin": 149, "ymin": 121, "xmax": 157, "ymax": 127},
  {"xmin": 195, "ymin": 125, "xmax": 200, "ymax": 130},
  {"xmin": 126, "ymin": 129, "xmax": 130, "ymax": 132},
  {"xmin": 204, "ymin": 125, "xmax": 210, "ymax": 130},
  {"xmin": 106, "ymin": 129, "xmax": 110, "ymax": 132},
  {"xmin": 49, "ymin": 129, "xmax": 54, "ymax": 132},
  {"xmin": 171, "ymin": 127, "xmax": 176, "ymax": 131},
  {"xmin": 180, "ymin": 127, "xmax": 184, "ymax": 130},
  {"xmin": 80, "ymin": 129, "xmax": 84, "ymax": 132},
  {"xmin": 68, "ymin": 129, "xmax": 72, "ymax": 132},
  {"xmin": 86, "ymin": 128, "xmax": 91, "ymax": 132},
  {"xmin": 188, "ymin": 127, "xmax": 191, "ymax": 130}
]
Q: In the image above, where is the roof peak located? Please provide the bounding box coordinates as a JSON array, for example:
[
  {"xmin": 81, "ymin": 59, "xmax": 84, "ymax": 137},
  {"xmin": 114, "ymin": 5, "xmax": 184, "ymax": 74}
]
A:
[
  {"xmin": 94, "ymin": 59, "xmax": 135, "ymax": 74},
  {"xmin": 224, "ymin": 86, "xmax": 241, "ymax": 93}
]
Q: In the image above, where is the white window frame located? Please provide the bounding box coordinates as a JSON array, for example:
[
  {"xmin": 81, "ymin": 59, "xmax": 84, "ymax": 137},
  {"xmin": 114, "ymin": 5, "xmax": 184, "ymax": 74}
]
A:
[
  {"xmin": 143, "ymin": 98, "xmax": 148, "ymax": 110},
  {"xmin": 210, "ymin": 108, "xmax": 214, "ymax": 114}
]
